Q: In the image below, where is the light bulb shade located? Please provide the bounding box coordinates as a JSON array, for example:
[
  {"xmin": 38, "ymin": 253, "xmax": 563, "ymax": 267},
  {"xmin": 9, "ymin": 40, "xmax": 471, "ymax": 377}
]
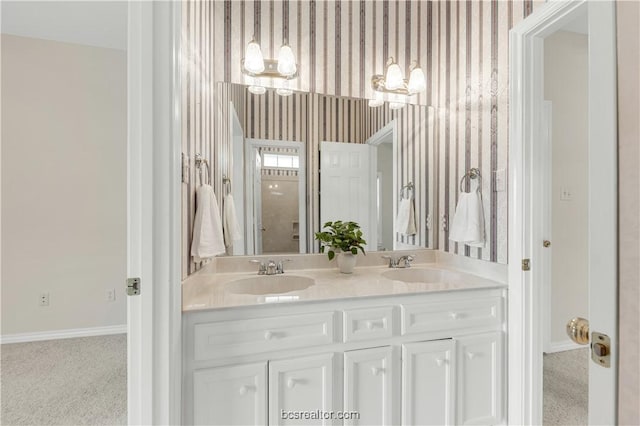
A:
[
  {"xmin": 385, "ymin": 62, "xmax": 404, "ymax": 90},
  {"xmin": 368, "ymin": 99, "xmax": 384, "ymax": 107},
  {"xmin": 248, "ymin": 85, "xmax": 266, "ymax": 95},
  {"xmin": 244, "ymin": 40, "xmax": 265, "ymax": 74},
  {"xmin": 277, "ymin": 45, "xmax": 297, "ymax": 76},
  {"xmin": 408, "ymin": 66, "xmax": 427, "ymax": 93},
  {"xmin": 389, "ymin": 101, "xmax": 406, "ymax": 110},
  {"xmin": 276, "ymin": 88, "xmax": 293, "ymax": 96}
]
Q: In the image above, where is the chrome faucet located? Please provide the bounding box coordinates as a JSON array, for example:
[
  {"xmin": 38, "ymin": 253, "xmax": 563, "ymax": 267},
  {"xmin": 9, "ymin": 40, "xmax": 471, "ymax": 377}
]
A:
[
  {"xmin": 381, "ymin": 254, "xmax": 415, "ymax": 269},
  {"xmin": 250, "ymin": 259, "xmax": 292, "ymax": 275}
]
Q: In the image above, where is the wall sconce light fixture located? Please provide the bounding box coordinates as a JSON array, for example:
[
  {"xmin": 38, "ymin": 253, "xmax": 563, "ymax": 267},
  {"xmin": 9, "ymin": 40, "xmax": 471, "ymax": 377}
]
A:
[
  {"xmin": 242, "ymin": 37, "xmax": 299, "ymax": 80},
  {"xmin": 371, "ymin": 57, "xmax": 427, "ymax": 99}
]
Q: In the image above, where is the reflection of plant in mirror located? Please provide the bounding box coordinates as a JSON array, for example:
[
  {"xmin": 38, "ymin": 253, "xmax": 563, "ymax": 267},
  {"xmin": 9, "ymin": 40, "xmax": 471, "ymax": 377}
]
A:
[{"xmin": 315, "ymin": 221, "xmax": 366, "ymax": 260}]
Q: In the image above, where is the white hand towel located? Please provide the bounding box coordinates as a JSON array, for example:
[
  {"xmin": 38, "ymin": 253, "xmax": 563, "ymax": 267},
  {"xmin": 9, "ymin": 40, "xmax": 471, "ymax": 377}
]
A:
[
  {"xmin": 223, "ymin": 194, "xmax": 242, "ymax": 247},
  {"xmin": 449, "ymin": 187, "xmax": 485, "ymax": 247},
  {"xmin": 191, "ymin": 185, "xmax": 226, "ymax": 261},
  {"xmin": 396, "ymin": 197, "xmax": 417, "ymax": 236}
]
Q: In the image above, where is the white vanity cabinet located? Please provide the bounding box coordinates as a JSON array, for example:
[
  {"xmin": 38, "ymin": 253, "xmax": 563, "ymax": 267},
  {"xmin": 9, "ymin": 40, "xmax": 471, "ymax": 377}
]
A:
[{"xmin": 183, "ymin": 288, "xmax": 506, "ymax": 425}]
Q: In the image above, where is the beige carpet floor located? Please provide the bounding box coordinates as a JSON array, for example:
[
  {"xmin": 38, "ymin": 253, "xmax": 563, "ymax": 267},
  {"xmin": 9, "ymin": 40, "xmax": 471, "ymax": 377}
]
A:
[
  {"xmin": 1, "ymin": 334, "xmax": 127, "ymax": 426},
  {"xmin": 543, "ymin": 348, "xmax": 589, "ymax": 425}
]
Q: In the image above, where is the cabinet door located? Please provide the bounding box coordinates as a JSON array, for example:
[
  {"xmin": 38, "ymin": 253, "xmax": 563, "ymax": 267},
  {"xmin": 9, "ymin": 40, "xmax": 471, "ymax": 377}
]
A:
[
  {"xmin": 193, "ymin": 362, "xmax": 267, "ymax": 425},
  {"xmin": 402, "ymin": 339, "xmax": 456, "ymax": 426},
  {"xmin": 269, "ymin": 353, "xmax": 340, "ymax": 426},
  {"xmin": 344, "ymin": 346, "xmax": 399, "ymax": 426},
  {"xmin": 456, "ymin": 332, "xmax": 504, "ymax": 425}
]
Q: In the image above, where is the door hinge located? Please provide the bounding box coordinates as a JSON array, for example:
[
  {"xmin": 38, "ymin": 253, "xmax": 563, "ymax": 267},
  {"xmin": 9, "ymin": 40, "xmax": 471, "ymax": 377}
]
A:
[
  {"xmin": 127, "ymin": 277, "xmax": 141, "ymax": 296},
  {"xmin": 522, "ymin": 258, "xmax": 531, "ymax": 271}
]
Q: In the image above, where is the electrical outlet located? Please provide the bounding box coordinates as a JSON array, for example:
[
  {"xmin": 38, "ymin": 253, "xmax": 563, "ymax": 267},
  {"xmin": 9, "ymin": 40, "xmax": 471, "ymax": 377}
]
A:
[
  {"xmin": 560, "ymin": 187, "xmax": 573, "ymax": 201},
  {"xmin": 106, "ymin": 288, "xmax": 116, "ymax": 302},
  {"xmin": 39, "ymin": 293, "xmax": 50, "ymax": 307},
  {"xmin": 495, "ymin": 168, "xmax": 507, "ymax": 192}
]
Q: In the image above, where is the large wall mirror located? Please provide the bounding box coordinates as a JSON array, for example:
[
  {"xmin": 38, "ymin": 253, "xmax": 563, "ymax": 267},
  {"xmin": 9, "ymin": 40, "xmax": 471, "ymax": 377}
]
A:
[{"xmin": 217, "ymin": 82, "xmax": 438, "ymax": 256}]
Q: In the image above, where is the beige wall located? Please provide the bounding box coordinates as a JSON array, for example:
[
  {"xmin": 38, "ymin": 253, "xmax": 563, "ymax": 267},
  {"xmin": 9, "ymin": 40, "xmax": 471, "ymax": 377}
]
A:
[
  {"xmin": 1, "ymin": 35, "xmax": 127, "ymax": 335},
  {"xmin": 544, "ymin": 31, "xmax": 589, "ymax": 345},
  {"xmin": 261, "ymin": 176, "xmax": 300, "ymax": 254},
  {"xmin": 616, "ymin": 2, "xmax": 640, "ymax": 424}
]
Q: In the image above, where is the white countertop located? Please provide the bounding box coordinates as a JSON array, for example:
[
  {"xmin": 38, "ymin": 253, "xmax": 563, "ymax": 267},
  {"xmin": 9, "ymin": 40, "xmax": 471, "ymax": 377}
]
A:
[{"xmin": 182, "ymin": 262, "xmax": 506, "ymax": 312}]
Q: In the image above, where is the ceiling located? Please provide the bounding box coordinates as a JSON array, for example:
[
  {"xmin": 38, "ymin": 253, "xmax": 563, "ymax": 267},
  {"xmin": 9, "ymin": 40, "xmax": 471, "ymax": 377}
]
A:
[{"xmin": 1, "ymin": 1, "xmax": 127, "ymax": 50}]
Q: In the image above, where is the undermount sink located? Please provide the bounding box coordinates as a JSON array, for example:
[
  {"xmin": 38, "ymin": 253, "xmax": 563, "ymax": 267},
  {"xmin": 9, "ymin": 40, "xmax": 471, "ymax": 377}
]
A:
[
  {"xmin": 382, "ymin": 268, "xmax": 462, "ymax": 284},
  {"xmin": 228, "ymin": 275, "xmax": 315, "ymax": 295}
]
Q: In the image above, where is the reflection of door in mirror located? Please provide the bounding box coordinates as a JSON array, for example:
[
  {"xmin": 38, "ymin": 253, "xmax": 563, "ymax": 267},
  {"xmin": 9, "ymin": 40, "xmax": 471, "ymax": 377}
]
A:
[
  {"xmin": 320, "ymin": 141, "xmax": 375, "ymax": 252},
  {"xmin": 245, "ymin": 139, "xmax": 306, "ymax": 255}
]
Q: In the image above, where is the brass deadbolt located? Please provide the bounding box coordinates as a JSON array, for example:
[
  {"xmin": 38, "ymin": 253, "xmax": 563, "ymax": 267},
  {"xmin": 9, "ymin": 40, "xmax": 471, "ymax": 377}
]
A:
[{"xmin": 543, "ymin": 240, "xmax": 551, "ymax": 248}]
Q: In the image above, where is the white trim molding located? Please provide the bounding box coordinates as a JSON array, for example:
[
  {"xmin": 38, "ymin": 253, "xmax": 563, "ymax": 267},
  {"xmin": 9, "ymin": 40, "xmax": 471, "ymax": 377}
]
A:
[
  {"xmin": 545, "ymin": 340, "xmax": 585, "ymax": 354},
  {"xmin": 0, "ymin": 325, "xmax": 127, "ymax": 344}
]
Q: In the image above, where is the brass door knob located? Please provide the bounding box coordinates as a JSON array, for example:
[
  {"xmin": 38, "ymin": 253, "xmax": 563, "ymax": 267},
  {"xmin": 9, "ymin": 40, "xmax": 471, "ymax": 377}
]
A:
[
  {"xmin": 543, "ymin": 240, "xmax": 551, "ymax": 247},
  {"xmin": 566, "ymin": 317, "xmax": 590, "ymax": 345}
]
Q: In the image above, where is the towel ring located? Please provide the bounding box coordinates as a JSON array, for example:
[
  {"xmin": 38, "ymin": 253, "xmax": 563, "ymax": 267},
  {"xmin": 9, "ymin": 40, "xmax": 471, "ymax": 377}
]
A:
[
  {"xmin": 399, "ymin": 182, "xmax": 414, "ymax": 200},
  {"xmin": 195, "ymin": 154, "xmax": 211, "ymax": 186},
  {"xmin": 459, "ymin": 168, "xmax": 481, "ymax": 192},
  {"xmin": 222, "ymin": 175, "xmax": 232, "ymax": 194}
]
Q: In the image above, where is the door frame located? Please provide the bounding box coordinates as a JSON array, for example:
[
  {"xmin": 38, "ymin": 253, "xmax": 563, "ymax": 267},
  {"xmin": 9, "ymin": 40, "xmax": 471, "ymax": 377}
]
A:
[
  {"xmin": 508, "ymin": 1, "xmax": 618, "ymax": 424},
  {"xmin": 245, "ymin": 138, "xmax": 307, "ymax": 255},
  {"xmin": 366, "ymin": 120, "xmax": 398, "ymax": 250},
  {"xmin": 127, "ymin": 1, "xmax": 182, "ymax": 424}
]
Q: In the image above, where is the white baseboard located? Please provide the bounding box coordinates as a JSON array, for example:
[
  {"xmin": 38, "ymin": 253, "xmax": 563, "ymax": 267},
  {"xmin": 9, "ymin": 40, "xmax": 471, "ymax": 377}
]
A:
[
  {"xmin": 545, "ymin": 339, "xmax": 586, "ymax": 353},
  {"xmin": 0, "ymin": 324, "xmax": 127, "ymax": 344}
]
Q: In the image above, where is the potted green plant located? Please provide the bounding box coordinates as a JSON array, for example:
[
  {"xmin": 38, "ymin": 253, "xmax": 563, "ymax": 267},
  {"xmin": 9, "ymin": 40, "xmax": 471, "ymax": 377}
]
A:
[{"xmin": 314, "ymin": 221, "xmax": 366, "ymax": 274}]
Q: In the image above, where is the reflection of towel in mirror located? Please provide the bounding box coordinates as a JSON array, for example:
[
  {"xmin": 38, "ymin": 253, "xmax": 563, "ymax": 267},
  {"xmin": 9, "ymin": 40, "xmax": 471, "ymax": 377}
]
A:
[
  {"xmin": 191, "ymin": 185, "xmax": 226, "ymax": 261},
  {"xmin": 396, "ymin": 197, "xmax": 417, "ymax": 236},
  {"xmin": 449, "ymin": 187, "xmax": 485, "ymax": 247},
  {"xmin": 223, "ymin": 194, "xmax": 242, "ymax": 247}
]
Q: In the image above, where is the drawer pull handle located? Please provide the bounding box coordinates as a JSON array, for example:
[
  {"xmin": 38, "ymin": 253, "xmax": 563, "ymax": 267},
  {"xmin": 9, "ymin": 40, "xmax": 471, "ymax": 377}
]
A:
[
  {"xmin": 449, "ymin": 312, "xmax": 461, "ymax": 320},
  {"xmin": 287, "ymin": 378, "xmax": 298, "ymax": 389},
  {"xmin": 467, "ymin": 352, "xmax": 478, "ymax": 360},
  {"xmin": 238, "ymin": 385, "xmax": 251, "ymax": 395},
  {"xmin": 264, "ymin": 331, "xmax": 273, "ymax": 340},
  {"xmin": 371, "ymin": 367, "xmax": 384, "ymax": 376},
  {"xmin": 435, "ymin": 358, "xmax": 446, "ymax": 367}
]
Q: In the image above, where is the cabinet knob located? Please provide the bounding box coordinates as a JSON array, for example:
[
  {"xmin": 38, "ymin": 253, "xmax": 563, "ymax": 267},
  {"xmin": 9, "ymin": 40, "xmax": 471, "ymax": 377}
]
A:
[
  {"xmin": 238, "ymin": 385, "xmax": 250, "ymax": 395},
  {"xmin": 287, "ymin": 378, "xmax": 298, "ymax": 389},
  {"xmin": 371, "ymin": 367, "xmax": 384, "ymax": 376},
  {"xmin": 449, "ymin": 312, "xmax": 460, "ymax": 320},
  {"xmin": 366, "ymin": 320, "xmax": 382, "ymax": 330},
  {"xmin": 264, "ymin": 331, "xmax": 273, "ymax": 340},
  {"xmin": 435, "ymin": 358, "xmax": 446, "ymax": 367},
  {"xmin": 467, "ymin": 352, "xmax": 478, "ymax": 360}
]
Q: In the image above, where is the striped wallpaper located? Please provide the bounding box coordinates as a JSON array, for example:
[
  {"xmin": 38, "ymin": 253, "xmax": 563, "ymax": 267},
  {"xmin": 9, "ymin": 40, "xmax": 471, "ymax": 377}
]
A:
[{"xmin": 181, "ymin": 0, "xmax": 543, "ymax": 278}]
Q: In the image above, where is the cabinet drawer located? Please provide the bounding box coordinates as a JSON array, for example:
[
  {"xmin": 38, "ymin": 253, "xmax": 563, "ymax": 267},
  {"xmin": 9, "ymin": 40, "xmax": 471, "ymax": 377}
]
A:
[
  {"xmin": 343, "ymin": 306, "xmax": 395, "ymax": 342},
  {"xmin": 401, "ymin": 297, "xmax": 502, "ymax": 336},
  {"xmin": 194, "ymin": 311, "xmax": 336, "ymax": 361}
]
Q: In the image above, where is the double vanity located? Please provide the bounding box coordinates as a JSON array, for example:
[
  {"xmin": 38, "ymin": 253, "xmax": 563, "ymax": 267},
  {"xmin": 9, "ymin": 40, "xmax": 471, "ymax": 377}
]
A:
[{"xmin": 182, "ymin": 251, "xmax": 507, "ymax": 425}]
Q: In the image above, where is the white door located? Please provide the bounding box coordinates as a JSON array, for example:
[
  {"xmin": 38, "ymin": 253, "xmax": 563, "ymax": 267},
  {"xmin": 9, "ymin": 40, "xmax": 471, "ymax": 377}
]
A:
[
  {"xmin": 320, "ymin": 142, "xmax": 375, "ymax": 252},
  {"xmin": 193, "ymin": 363, "xmax": 267, "ymax": 425},
  {"xmin": 344, "ymin": 346, "xmax": 399, "ymax": 426},
  {"xmin": 456, "ymin": 333, "xmax": 503, "ymax": 425},
  {"xmin": 269, "ymin": 353, "xmax": 340, "ymax": 426},
  {"xmin": 402, "ymin": 339, "xmax": 456, "ymax": 426},
  {"xmin": 509, "ymin": 1, "xmax": 619, "ymax": 424}
]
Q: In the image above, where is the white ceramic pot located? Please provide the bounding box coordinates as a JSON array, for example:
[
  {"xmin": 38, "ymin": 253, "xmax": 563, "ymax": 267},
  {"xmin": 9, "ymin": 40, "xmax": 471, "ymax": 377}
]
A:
[{"xmin": 337, "ymin": 252, "xmax": 357, "ymax": 274}]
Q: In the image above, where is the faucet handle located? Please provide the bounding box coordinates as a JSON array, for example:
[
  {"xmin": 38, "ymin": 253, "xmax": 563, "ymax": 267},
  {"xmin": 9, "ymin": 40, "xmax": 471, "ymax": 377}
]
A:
[
  {"xmin": 381, "ymin": 255, "xmax": 398, "ymax": 268},
  {"xmin": 276, "ymin": 258, "xmax": 292, "ymax": 274},
  {"xmin": 249, "ymin": 259, "xmax": 267, "ymax": 275}
]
